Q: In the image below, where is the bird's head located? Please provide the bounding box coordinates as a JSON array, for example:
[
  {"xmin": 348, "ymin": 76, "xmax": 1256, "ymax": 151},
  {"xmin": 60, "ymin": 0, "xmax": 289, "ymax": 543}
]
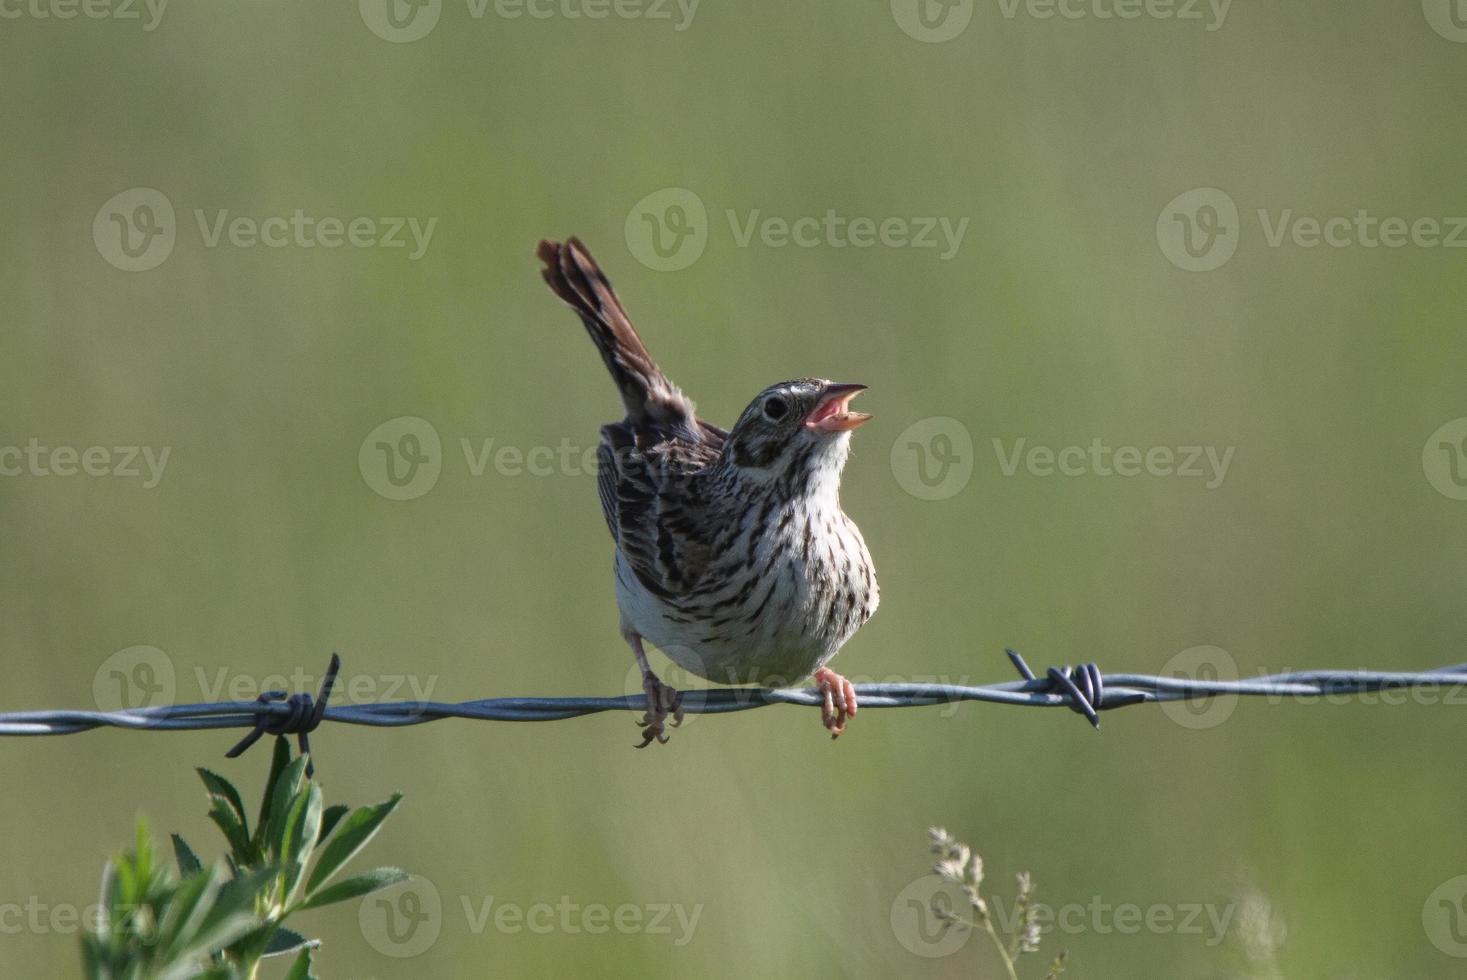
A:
[{"xmin": 721, "ymin": 379, "xmax": 871, "ymax": 490}]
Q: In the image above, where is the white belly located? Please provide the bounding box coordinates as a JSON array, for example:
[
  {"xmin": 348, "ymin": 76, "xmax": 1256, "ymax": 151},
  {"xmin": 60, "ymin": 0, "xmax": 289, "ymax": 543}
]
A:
[{"xmin": 612, "ymin": 501, "xmax": 877, "ymax": 687}]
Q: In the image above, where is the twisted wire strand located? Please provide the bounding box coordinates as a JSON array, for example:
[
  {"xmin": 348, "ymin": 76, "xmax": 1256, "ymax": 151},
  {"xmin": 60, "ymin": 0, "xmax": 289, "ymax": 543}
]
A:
[{"xmin": 5, "ymin": 653, "xmax": 1467, "ymax": 755}]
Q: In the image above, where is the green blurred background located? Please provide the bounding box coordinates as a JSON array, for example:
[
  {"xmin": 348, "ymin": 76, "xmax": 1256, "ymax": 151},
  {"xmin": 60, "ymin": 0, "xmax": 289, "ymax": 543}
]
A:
[{"xmin": 5, "ymin": 0, "xmax": 1467, "ymax": 976}]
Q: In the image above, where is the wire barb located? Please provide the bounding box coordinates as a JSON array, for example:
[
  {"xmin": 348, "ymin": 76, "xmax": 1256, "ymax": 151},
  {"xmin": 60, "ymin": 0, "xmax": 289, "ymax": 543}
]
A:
[
  {"xmin": 223, "ymin": 653, "xmax": 339, "ymax": 776},
  {"xmin": 1007, "ymin": 649, "xmax": 1105, "ymax": 729}
]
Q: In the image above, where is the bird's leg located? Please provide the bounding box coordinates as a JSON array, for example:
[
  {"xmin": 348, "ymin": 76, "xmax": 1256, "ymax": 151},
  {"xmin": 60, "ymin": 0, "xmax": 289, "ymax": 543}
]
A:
[
  {"xmin": 627, "ymin": 633, "xmax": 683, "ymax": 748},
  {"xmin": 813, "ymin": 666, "xmax": 858, "ymax": 739}
]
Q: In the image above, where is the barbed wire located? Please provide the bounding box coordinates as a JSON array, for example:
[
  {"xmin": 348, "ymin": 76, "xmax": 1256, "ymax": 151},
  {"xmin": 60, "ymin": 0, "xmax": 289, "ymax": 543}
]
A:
[{"xmin": 5, "ymin": 652, "xmax": 1467, "ymax": 767}]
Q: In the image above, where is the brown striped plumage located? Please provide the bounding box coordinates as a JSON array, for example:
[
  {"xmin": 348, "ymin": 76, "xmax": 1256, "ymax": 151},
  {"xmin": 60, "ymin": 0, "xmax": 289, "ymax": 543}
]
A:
[{"xmin": 538, "ymin": 237, "xmax": 878, "ymax": 744}]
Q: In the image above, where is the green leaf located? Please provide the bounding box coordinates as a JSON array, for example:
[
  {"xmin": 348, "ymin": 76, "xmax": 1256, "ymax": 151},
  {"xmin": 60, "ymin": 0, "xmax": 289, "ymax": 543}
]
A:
[
  {"xmin": 79, "ymin": 933, "xmax": 104, "ymax": 979},
  {"xmin": 303, "ymin": 794, "xmax": 401, "ymax": 897},
  {"xmin": 151, "ymin": 910, "xmax": 257, "ymax": 980},
  {"xmin": 96, "ymin": 860, "xmax": 119, "ymax": 928},
  {"xmin": 282, "ymin": 947, "xmax": 318, "ymax": 980},
  {"xmin": 153, "ymin": 906, "xmax": 261, "ymax": 980},
  {"xmin": 265, "ymin": 756, "xmax": 309, "ymax": 859},
  {"xmin": 317, "ymin": 805, "xmax": 349, "ymax": 846},
  {"xmin": 253, "ymin": 736, "xmax": 293, "ymax": 848},
  {"xmin": 262, "ymin": 926, "xmax": 318, "ymax": 958},
  {"xmin": 135, "ymin": 819, "xmax": 154, "ymax": 877},
  {"xmin": 280, "ymin": 783, "xmax": 324, "ymax": 908},
  {"xmin": 207, "ymin": 795, "xmax": 251, "ymax": 861},
  {"xmin": 171, "ymin": 834, "xmax": 203, "ymax": 877},
  {"xmin": 196, "ymin": 865, "xmax": 275, "ymax": 942},
  {"xmin": 297, "ymin": 868, "xmax": 408, "ymax": 911},
  {"xmin": 197, "ymin": 768, "xmax": 250, "ymax": 841},
  {"xmin": 155, "ymin": 865, "xmax": 219, "ymax": 960},
  {"xmin": 113, "ymin": 852, "xmax": 141, "ymax": 909}
]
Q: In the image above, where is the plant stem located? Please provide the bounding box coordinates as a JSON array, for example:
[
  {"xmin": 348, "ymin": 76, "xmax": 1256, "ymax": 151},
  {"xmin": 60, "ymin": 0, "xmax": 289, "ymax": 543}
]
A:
[{"xmin": 982, "ymin": 918, "xmax": 1021, "ymax": 980}]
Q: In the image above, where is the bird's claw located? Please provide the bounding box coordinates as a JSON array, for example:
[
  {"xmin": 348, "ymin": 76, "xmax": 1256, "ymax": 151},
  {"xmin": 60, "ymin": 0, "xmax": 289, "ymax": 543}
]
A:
[
  {"xmin": 634, "ymin": 674, "xmax": 683, "ymax": 748},
  {"xmin": 814, "ymin": 667, "xmax": 858, "ymax": 739}
]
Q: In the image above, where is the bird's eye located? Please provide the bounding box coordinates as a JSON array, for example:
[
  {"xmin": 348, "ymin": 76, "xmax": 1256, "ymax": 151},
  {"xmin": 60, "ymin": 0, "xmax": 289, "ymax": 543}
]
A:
[{"xmin": 762, "ymin": 396, "xmax": 789, "ymax": 421}]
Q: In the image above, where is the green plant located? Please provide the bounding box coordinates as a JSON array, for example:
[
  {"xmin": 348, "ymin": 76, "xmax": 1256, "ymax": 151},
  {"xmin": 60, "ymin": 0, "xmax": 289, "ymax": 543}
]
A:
[
  {"xmin": 82, "ymin": 739, "xmax": 407, "ymax": 979},
  {"xmin": 927, "ymin": 827, "xmax": 1067, "ymax": 980}
]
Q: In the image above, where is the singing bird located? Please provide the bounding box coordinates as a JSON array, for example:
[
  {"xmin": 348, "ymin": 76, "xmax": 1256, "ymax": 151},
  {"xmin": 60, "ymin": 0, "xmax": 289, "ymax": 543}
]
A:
[{"xmin": 538, "ymin": 238, "xmax": 878, "ymax": 746}]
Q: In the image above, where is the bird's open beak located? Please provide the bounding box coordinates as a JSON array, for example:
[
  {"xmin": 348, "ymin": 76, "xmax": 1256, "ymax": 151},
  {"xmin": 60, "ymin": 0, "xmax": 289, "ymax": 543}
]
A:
[{"xmin": 805, "ymin": 383, "xmax": 872, "ymax": 434}]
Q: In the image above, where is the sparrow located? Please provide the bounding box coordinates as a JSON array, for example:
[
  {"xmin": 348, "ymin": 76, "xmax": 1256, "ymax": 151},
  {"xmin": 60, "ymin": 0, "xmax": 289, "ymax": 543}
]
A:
[{"xmin": 537, "ymin": 237, "xmax": 879, "ymax": 745}]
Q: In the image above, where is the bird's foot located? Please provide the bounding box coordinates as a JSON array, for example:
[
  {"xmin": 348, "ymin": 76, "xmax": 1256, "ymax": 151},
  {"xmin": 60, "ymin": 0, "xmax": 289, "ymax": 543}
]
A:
[
  {"xmin": 635, "ymin": 672, "xmax": 684, "ymax": 748},
  {"xmin": 814, "ymin": 666, "xmax": 858, "ymax": 739}
]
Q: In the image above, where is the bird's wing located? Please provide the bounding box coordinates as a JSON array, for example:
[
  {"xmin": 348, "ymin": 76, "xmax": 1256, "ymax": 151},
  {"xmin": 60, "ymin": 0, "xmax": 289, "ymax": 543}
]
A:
[
  {"xmin": 599, "ymin": 424, "xmax": 721, "ymax": 597},
  {"xmin": 595, "ymin": 440, "xmax": 621, "ymax": 541}
]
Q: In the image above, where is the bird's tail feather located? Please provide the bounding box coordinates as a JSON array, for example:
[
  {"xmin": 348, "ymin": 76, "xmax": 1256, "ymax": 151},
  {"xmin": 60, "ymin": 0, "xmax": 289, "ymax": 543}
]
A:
[{"xmin": 538, "ymin": 237, "xmax": 694, "ymax": 429}]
